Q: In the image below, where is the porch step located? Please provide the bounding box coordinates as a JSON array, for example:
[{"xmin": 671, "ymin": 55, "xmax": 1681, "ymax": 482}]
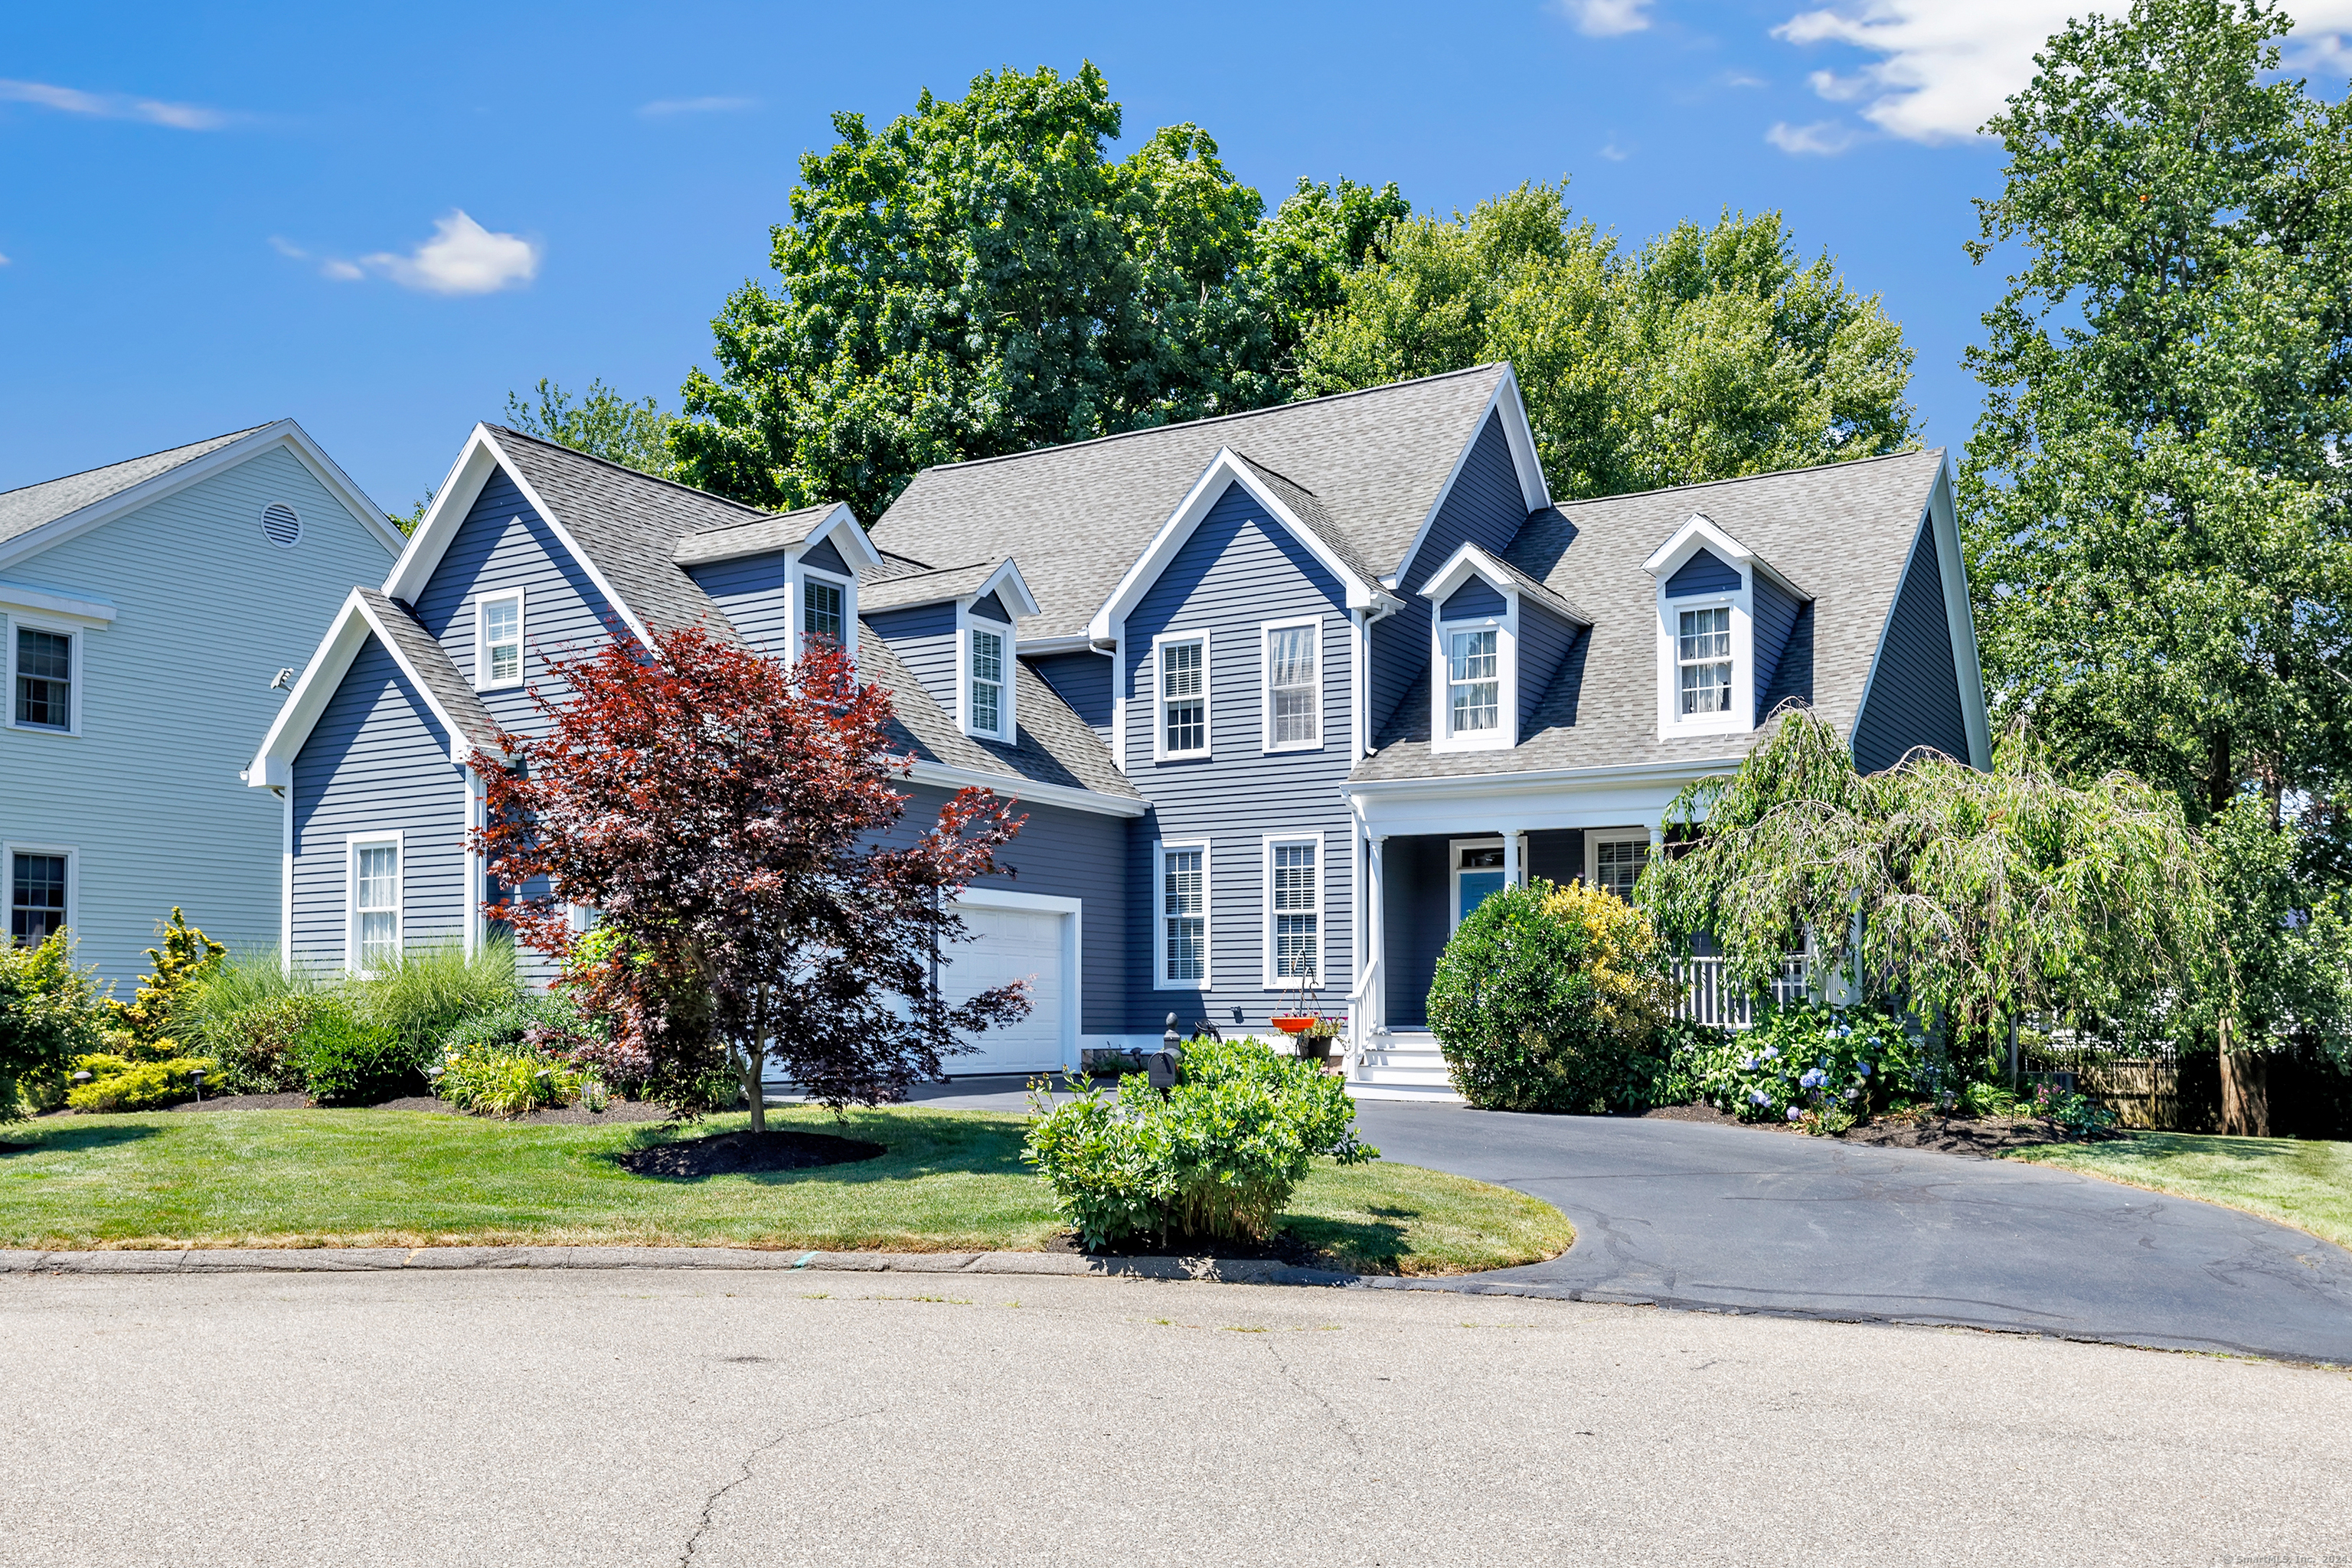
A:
[{"xmin": 1348, "ymin": 1031, "xmax": 1462, "ymax": 1103}]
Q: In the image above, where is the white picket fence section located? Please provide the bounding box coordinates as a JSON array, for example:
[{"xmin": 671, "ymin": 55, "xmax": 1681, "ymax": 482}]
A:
[{"xmin": 1677, "ymin": 955, "xmax": 1810, "ymax": 1030}]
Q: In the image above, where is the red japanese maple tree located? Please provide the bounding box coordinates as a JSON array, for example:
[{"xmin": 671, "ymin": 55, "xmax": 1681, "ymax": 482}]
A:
[{"xmin": 474, "ymin": 627, "xmax": 1029, "ymax": 1121}]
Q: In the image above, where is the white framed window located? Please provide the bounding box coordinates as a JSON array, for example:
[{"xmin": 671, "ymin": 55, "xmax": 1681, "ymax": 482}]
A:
[
  {"xmin": 1677, "ymin": 605, "xmax": 1732, "ymax": 716},
  {"xmin": 8, "ymin": 620, "xmax": 79, "ymax": 734},
  {"xmin": 476, "ymin": 590, "xmax": 524, "ymax": 691},
  {"xmin": 969, "ymin": 625, "xmax": 1005, "ymax": 737},
  {"xmin": 347, "ymin": 834, "xmax": 403, "ymax": 976},
  {"xmin": 802, "ymin": 573, "xmax": 845, "ymax": 648},
  {"xmin": 1263, "ymin": 834, "xmax": 1323, "ymax": 987},
  {"xmin": 1589, "ymin": 833, "xmax": 1651, "ymax": 900},
  {"xmin": 1449, "ymin": 838, "xmax": 1507, "ymax": 933},
  {"xmin": 1155, "ymin": 839, "xmax": 1209, "ymax": 989},
  {"xmin": 1154, "ymin": 632, "xmax": 1210, "ymax": 761},
  {"xmin": 5, "ymin": 843, "xmax": 75, "ymax": 948},
  {"xmin": 1260, "ymin": 618, "xmax": 1321, "ymax": 753},
  {"xmin": 1446, "ymin": 625, "xmax": 1501, "ymax": 735}
]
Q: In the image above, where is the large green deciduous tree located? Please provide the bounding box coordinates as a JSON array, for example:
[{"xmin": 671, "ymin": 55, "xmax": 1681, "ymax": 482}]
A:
[
  {"xmin": 1299, "ymin": 182, "xmax": 1918, "ymax": 500},
  {"xmin": 1961, "ymin": 0, "xmax": 2352, "ymax": 818},
  {"xmin": 504, "ymin": 378, "xmax": 678, "ymax": 476},
  {"xmin": 673, "ymin": 64, "xmax": 1308, "ymax": 519}
]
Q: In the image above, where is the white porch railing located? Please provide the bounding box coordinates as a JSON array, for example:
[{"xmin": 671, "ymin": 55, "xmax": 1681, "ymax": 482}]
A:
[{"xmin": 1677, "ymin": 955, "xmax": 1809, "ymax": 1030}]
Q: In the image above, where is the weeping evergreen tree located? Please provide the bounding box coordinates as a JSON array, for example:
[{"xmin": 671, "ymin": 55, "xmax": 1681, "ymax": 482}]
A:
[{"xmin": 1640, "ymin": 710, "xmax": 2216, "ymax": 1089}]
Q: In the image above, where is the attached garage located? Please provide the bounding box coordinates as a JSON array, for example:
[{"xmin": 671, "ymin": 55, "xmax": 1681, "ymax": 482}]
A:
[{"xmin": 938, "ymin": 889, "xmax": 1081, "ymax": 1077}]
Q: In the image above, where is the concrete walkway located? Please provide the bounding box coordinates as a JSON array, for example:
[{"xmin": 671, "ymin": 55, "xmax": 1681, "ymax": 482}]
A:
[{"xmin": 897, "ymin": 1076, "xmax": 2352, "ymax": 1363}]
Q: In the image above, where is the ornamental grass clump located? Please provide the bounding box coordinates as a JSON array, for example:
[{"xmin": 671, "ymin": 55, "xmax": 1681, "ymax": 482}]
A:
[
  {"xmin": 1427, "ymin": 880, "xmax": 1681, "ymax": 1113},
  {"xmin": 1022, "ymin": 1036, "xmax": 1377, "ymax": 1250}
]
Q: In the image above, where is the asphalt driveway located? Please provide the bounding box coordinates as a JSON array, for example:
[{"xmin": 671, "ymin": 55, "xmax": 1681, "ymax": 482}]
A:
[{"xmin": 902, "ymin": 1078, "xmax": 2352, "ymax": 1362}]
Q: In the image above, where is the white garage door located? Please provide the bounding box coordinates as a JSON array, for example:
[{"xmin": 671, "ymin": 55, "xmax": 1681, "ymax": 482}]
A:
[{"xmin": 942, "ymin": 904, "xmax": 1068, "ymax": 1076}]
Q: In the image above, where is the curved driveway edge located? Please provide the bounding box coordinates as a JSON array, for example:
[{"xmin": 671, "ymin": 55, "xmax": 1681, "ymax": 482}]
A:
[{"xmin": 1349, "ymin": 1100, "xmax": 2352, "ymax": 1364}]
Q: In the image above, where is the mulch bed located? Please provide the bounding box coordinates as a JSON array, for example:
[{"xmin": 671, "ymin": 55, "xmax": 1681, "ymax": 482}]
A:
[
  {"xmin": 613, "ymin": 1129, "xmax": 885, "ymax": 1179},
  {"xmin": 1638, "ymin": 1102, "xmax": 2102, "ymax": 1156}
]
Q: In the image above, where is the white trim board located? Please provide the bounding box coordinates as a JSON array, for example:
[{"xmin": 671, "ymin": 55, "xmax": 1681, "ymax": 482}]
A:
[
  {"xmin": 947, "ymin": 885, "xmax": 1083, "ymax": 1073},
  {"xmin": 247, "ymin": 588, "xmax": 494, "ymax": 786}
]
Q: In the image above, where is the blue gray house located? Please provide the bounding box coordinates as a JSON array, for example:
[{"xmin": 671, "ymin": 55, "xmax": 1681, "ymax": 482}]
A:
[
  {"xmin": 252, "ymin": 365, "xmax": 1985, "ymax": 1099},
  {"xmin": 2, "ymin": 423, "xmax": 402, "ymax": 982}
]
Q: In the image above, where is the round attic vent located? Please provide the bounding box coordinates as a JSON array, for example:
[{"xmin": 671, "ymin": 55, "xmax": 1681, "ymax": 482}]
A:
[{"xmin": 260, "ymin": 503, "xmax": 302, "ymax": 549}]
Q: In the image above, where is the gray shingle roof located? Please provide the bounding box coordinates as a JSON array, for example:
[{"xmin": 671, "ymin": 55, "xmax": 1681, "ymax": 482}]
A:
[
  {"xmin": 870, "ymin": 365, "xmax": 1512, "ymax": 642},
  {"xmin": 858, "ymin": 624, "xmax": 1138, "ymax": 802},
  {"xmin": 671, "ymin": 502, "xmax": 847, "ymax": 567},
  {"xmin": 0, "ymin": 426, "xmax": 269, "ymax": 548},
  {"xmin": 858, "ymin": 560, "xmax": 1004, "ymax": 613},
  {"xmin": 1355, "ymin": 448, "xmax": 1948, "ymax": 782},
  {"xmin": 359, "ymin": 587, "xmax": 504, "ymax": 756},
  {"xmin": 1229, "ymin": 454, "xmax": 1386, "ymax": 598}
]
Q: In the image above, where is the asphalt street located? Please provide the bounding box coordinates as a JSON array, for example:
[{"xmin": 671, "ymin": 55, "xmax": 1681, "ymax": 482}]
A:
[
  {"xmin": 5, "ymin": 1268, "xmax": 2348, "ymax": 1567},
  {"xmin": 905, "ymin": 1079, "xmax": 2352, "ymax": 1362}
]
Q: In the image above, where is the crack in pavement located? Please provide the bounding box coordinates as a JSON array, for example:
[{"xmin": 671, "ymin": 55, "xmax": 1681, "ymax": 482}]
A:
[
  {"xmin": 1263, "ymin": 1341, "xmax": 1363, "ymax": 1456},
  {"xmin": 679, "ymin": 1404, "xmax": 884, "ymax": 1566}
]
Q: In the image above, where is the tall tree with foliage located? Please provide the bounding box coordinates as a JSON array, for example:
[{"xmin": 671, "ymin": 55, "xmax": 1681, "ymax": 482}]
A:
[
  {"xmin": 1300, "ymin": 182, "xmax": 1918, "ymax": 500},
  {"xmin": 474, "ymin": 629, "xmax": 1030, "ymax": 1118},
  {"xmin": 674, "ymin": 64, "xmax": 1303, "ymax": 518},
  {"xmin": 504, "ymin": 378, "xmax": 678, "ymax": 476},
  {"xmin": 1961, "ymin": 0, "xmax": 2352, "ymax": 817}
]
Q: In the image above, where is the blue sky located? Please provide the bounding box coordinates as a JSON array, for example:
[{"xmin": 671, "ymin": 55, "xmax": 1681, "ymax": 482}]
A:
[{"xmin": 5, "ymin": 0, "xmax": 2349, "ymax": 509}]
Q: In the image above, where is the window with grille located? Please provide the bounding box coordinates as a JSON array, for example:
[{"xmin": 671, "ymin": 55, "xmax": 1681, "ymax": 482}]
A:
[
  {"xmin": 1161, "ymin": 845, "xmax": 1205, "ymax": 985},
  {"xmin": 804, "ymin": 578, "xmax": 843, "ymax": 647},
  {"xmin": 352, "ymin": 841, "xmax": 400, "ymax": 974},
  {"xmin": 1595, "ymin": 838, "xmax": 1649, "ymax": 900},
  {"xmin": 479, "ymin": 593, "xmax": 522, "ymax": 688},
  {"xmin": 1447, "ymin": 627, "xmax": 1498, "ymax": 733},
  {"xmin": 14, "ymin": 628, "xmax": 72, "ymax": 730},
  {"xmin": 9, "ymin": 852, "xmax": 67, "ymax": 947},
  {"xmin": 1677, "ymin": 606, "xmax": 1732, "ymax": 715},
  {"xmin": 1160, "ymin": 636, "xmax": 1207, "ymax": 756},
  {"xmin": 1265, "ymin": 623, "xmax": 1318, "ymax": 750},
  {"xmin": 969, "ymin": 627, "xmax": 1004, "ymax": 735},
  {"xmin": 1269, "ymin": 839, "xmax": 1319, "ymax": 981}
]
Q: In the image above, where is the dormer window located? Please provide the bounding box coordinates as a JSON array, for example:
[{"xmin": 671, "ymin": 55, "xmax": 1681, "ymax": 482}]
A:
[
  {"xmin": 1447, "ymin": 628, "xmax": 1501, "ymax": 733},
  {"xmin": 477, "ymin": 592, "xmax": 523, "ymax": 690},
  {"xmin": 803, "ymin": 577, "xmax": 843, "ymax": 648},
  {"xmin": 969, "ymin": 626, "xmax": 1004, "ymax": 737},
  {"xmin": 1677, "ymin": 607, "xmax": 1731, "ymax": 715}
]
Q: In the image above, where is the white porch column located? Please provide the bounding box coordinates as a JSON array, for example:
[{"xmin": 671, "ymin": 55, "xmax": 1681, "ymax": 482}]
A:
[
  {"xmin": 1360, "ymin": 832, "xmax": 1387, "ymax": 1049},
  {"xmin": 1501, "ymin": 825, "xmax": 1522, "ymax": 890}
]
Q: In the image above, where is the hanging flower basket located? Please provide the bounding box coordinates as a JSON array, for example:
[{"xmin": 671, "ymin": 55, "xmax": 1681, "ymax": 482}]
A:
[{"xmin": 1271, "ymin": 1015, "xmax": 1320, "ymax": 1035}]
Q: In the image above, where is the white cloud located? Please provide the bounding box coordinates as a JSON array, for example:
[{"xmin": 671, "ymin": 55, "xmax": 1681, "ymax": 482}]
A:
[
  {"xmin": 0, "ymin": 77, "xmax": 227, "ymax": 129},
  {"xmin": 1600, "ymin": 133, "xmax": 1632, "ymax": 161},
  {"xmin": 1766, "ymin": 119, "xmax": 1860, "ymax": 155},
  {"xmin": 1554, "ymin": 0, "xmax": 1653, "ymax": 38},
  {"xmin": 639, "ymin": 95, "xmax": 757, "ymax": 117},
  {"xmin": 321, "ymin": 258, "xmax": 364, "ymax": 282},
  {"xmin": 0, "ymin": 252, "xmax": 11, "ymax": 266},
  {"xmin": 1772, "ymin": 1, "xmax": 2352, "ymax": 143},
  {"xmin": 1722, "ymin": 70, "xmax": 1769, "ymax": 88},
  {"xmin": 358, "ymin": 211, "xmax": 540, "ymax": 296}
]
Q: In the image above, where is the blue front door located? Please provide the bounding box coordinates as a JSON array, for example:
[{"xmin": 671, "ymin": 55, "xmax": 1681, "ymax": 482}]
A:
[{"xmin": 1457, "ymin": 871, "xmax": 1504, "ymax": 924}]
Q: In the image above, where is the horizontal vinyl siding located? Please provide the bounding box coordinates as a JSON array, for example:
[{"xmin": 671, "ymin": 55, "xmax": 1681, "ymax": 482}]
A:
[
  {"xmin": 289, "ymin": 635, "xmax": 466, "ymax": 974},
  {"xmin": 801, "ymin": 537, "xmax": 850, "ymax": 577},
  {"xmin": 411, "ymin": 469, "xmax": 622, "ymax": 738},
  {"xmin": 1381, "ymin": 835, "xmax": 1449, "ymax": 1028},
  {"xmin": 970, "ymin": 591, "xmax": 1012, "ymax": 624},
  {"xmin": 684, "ymin": 552, "xmax": 795, "ymax": 658},
  {"xmin": 1030, "ymin": 651, "xmax": 1114, "ymax": 746},
  {"xmin": 1665, "ymin": 548, "xmax": 1741, "ymax": 596},
  {"xmin": 866, "ymin": 603, "xmax": 959, "ymax": 720},
  {"xmin": 1121, "ymin": 482, "xmax": 1355, "ymax": 1031},
  {"xmin": 1852, "ymin": 516, "xmax": 1970, "ymax": 772},
  {"xmin": 1517, "ymin": 600, "xmax": 1581, "ymax": 733},
  {"xmin": 0, "ymin": 444, "xmax": 395, "ymax": 983},
  {"xmin": 1440, "ymin": 579, "xmax": 1505, "ymax": 619},
  {"xmin": 1371, "ymin": 410, "xmax": 1529, "ymax": 740},
  {"xmin": 1527, "ymin": 828, "xmax": 1581, "ymax": 887},
  {"xmin": 1753, "ymin": 575, "xmax": 1802, "ymax": 713},
  {"xmin": 880, "ymin": 783, "xmax": 1129, "ymax": 1037}
]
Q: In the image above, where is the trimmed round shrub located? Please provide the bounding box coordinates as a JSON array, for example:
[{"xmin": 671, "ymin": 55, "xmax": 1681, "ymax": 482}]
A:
[
  {"xmin": 301, "ymin": 1008, "xmax": 410, "ymax": 1106},
  {"xmin": 208, "ymin": 993, "xmax": 341, "ymax": 1094},
  {"xmin": 1427, "ymin": 880, "xmax": 1680, "ymax": 1114}
]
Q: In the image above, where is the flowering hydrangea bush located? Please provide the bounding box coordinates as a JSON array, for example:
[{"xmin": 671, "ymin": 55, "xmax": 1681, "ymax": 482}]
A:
[{"xmin": 1681, "ymin": 1001, "xmax": 1926, "ymax": 1131}]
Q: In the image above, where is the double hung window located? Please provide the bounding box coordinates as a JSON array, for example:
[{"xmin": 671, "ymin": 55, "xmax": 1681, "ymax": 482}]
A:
[
  {"xmin": 1268, "ymin": 838, "xmax": 1320, "ymax": 982},
  {"xmin": 8, "ymin": 852, "xmax": 68, "ymax": 946},
  {"xmin": 479, "ymin": 593, "xmax": 523, "ymax": 688},
  {"xmin": 1161, "ymin": 844, "xmax": 1206, "ymax": 985},
  {"xmin": 13, "ymin": 628, "xmax": 72, "ymax": 730},
  {"xmin": 1595, "ymin": 838, "xmax": 1650, "ymax": 900},
  {"xmin": 1264, "ymin": 623, "xmax": 1318, "ymax": 750},
  {"xmin": 351, "ymin": 840, "xmax": 400, "ymax": 975},
  {"xmin": 1677, "ymin": 606, "xmax": 1732, "ymax": 715},
  {"xmin": 1158, "ymin": 635, "xmax": 1207, "ymax": 758},
  {"xmin": 803, "ymin": 578, "xmax": 844, "ymax": 648},
  {"xmin": 1446, "ymin": 628, "xmax": 1499, "ymax": 734},
  {"xmin": 969, "ymin": 626, "xmax": 1004, "ymax": 736}
]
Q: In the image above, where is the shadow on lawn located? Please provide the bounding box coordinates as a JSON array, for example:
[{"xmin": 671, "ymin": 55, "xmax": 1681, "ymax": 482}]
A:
[
  {"xmin": 604, "ymin": 1112, "xmax": 1033, "ymax": 1187},
  {"xmin": 0, "ymin": 1124, "xmax": 163, "ymax": 1156},
  {"xmin": 2105, "ymin": 1132, "xmax": 2319, "ymax": 1165},
  {"xmin": 1275, "ymin": 1213, "xmax": 1413, "ymax": 1271}
]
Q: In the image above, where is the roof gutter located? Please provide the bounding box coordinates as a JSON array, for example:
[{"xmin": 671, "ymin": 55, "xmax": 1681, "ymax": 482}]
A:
[
  {"xmin": 903, "ymin": 759, "xmax": 1148, "ymax": 818},
  {"xmin": 1344, "ymin": 755, "xmax": 1746, "ymax": 800}
]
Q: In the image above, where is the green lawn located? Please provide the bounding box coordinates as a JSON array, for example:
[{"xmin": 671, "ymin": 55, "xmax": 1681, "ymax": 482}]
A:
[
  {"xmin": 2009, "ymin": 1132, "xmax": 2352, "ymax": 1252},
  {"xmin": 0, "ymin": 1106, "xmax": 1570, "ymax": 1276}
]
